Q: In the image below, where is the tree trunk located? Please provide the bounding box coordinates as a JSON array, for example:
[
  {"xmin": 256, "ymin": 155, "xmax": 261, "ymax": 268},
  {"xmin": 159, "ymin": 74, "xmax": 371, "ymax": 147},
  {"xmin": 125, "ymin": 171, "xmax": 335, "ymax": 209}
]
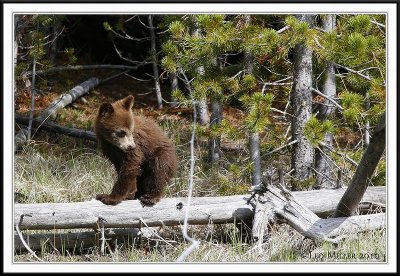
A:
[
  {"xmin": 169, "ymin": 72, "xmax": 179, "ymax": 107},
  {"xmin": 334, "ymin": 112, "xmax": 386, "ymax": 217},
  {"xmin": 14, "ymin": 186, "xmax": 385, "ymax": 230},
  {"xmin": 250, "ymin": 133, "xmax": 262, "ymax": 186},
  {"xmin": 208, "ymin": 100, "xmax": 222, "ymax": 165},
  {"xmin": 208, "ymin": 57, "xmax": 224, "ymax": 166},
  {"xmin": 314, "ymin": 14, "xmax": 337, "ymax": 189},
  {"xmin": 364, "ymin": 92, "xmax": 371, "ymax": 147},
  {"xmin": 192, "ymin": 18, "xmax": 210, "ymax": 125},
  {"xmin": 27, "ymin": 57, "xmax": 37, "ymax": 141},
  {"xmin": 243, "ymin": 15, "xmax": 262, "ymax": 187},
  {"xmin": 49, "ymin": 17, "xmax": 61, "ymax": 63},
  {"xmin": 291, "ymin": 14, "xmax": 315, "ymax": 190},
  {"xmin": 148, "ymin": 15, "xmax": 163, "ymax": 109},
  {"xmin": 14, "ymin": 14, "xmax": 21, "ymax": 111}
]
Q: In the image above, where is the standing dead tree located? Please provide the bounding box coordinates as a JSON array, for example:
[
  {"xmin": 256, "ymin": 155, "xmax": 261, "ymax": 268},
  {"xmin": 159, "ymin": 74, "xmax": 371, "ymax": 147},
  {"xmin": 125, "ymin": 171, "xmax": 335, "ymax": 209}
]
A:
[
  {"xmin": 314, "ymin": 14, "xmax": 337, "ymax": 189},
  {"xmin": 290, "ymin": 14, "xmax": 315, "ymax": 190},
  {"xmin": 148, "ymin": 15, "xmax": 163, "ymax": 109},
  {"xmin": 208, "ymin": 57, "xmax": 224, "ymax": 166},
  {"xmin": 334, "ymin": 112, "xmax": 386, "ymax": 217}
]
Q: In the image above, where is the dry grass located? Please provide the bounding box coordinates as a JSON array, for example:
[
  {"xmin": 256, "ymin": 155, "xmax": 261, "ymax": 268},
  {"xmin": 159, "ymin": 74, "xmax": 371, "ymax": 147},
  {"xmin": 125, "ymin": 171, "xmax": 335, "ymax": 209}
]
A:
[{"xmin": 13, "ymin": 128, "xmax": 386, "ymax": 263}]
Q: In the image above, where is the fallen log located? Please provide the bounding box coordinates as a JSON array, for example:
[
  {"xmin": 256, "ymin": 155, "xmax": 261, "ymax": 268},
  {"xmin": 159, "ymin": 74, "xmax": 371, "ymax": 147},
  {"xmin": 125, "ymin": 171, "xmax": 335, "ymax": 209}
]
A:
[
  {"xmin": 38, "ymin": 77, "xmax": 100, "ymax": 120},
  {"xmin": 14, "ymin": 228, "xmax": 142, "ymax": 252},
  {"xmin": 14, "ymin": 186, "xmax": 385, "ymax": 231},
  {"xmin": 15, "ymin": 114, "xmax": 97, "ymax": 142}
]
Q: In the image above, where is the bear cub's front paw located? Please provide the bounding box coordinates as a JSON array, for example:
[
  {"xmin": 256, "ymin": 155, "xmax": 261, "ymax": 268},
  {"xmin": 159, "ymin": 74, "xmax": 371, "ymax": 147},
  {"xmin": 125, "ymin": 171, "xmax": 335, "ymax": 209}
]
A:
[
  {"xmin": 139, "ymin": 195, "xmax": 160, "ymax": 207},
  {"xmin": 96, "ymin": 194, "xmax": 121, "ymax": 205}
]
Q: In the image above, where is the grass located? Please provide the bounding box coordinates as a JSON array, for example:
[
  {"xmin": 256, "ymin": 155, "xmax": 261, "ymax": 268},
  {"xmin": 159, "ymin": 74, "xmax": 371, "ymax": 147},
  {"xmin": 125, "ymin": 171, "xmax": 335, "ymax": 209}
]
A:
[{"xmin": 13, "ymin": 124, "xmax": 386, "ymax": 263}]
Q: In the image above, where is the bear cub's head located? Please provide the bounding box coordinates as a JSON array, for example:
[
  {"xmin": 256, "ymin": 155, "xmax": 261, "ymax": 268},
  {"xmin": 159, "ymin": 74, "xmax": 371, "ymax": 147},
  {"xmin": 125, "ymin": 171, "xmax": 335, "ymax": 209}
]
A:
[{"xmin": 95, "ymin": 95, "xmax": 136, "ymax": 152}]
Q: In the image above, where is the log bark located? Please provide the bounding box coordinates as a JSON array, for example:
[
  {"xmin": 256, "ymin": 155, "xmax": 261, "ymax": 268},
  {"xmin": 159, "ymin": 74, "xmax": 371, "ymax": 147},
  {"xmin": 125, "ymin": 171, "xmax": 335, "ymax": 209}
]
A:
[
  {"xmin": 334, "ymin": 112, "xmax": 386, "ymax": 217},
  {"xmin": 15, "ymin": 114, "xmax": 97, "ymax": 142},
  {"xmin": 14, "ymin": 187, "xmax": 385, "ymax": 230},
  {"xmin": 14, "ymin": 228, "xmax": 141, "ymax": 252}
]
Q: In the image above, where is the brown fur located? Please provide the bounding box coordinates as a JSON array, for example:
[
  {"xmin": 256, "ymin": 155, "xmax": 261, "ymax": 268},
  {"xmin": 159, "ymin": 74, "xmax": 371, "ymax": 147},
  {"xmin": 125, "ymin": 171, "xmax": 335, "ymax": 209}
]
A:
[{"xmin": 94, "ymin": 95, "xmax": 178, "ymax": 206}]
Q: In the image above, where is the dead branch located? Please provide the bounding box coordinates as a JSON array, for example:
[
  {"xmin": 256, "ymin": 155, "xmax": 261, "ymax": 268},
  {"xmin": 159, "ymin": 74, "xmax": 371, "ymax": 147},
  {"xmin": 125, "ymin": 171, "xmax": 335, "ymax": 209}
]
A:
[
  {"xmin": 15, "ymin": 114, "xmax": 97, "ymax": 142},
  {"xmin": 311, "ymin": 87, "xmax": 344, "ymax": 111},
  {"xmin": 252, "ymin": 185, "xmax": 385, "ymax": 244},
  {"xmin": 23, "ymin": 64, "xmax": 140, "ymax": 77},
  {"xmin": 15, "ymin": 215, "xmax": 43, "ymax": 261}
]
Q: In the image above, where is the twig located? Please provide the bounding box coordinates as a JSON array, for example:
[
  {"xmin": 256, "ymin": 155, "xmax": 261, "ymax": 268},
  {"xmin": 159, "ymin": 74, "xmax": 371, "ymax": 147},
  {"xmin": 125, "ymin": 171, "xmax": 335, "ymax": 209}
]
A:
[
  {"xmin": 139, "ymin": 218, "xmax": 177, "ymax": 249},
  {"xmin": 333, "ymin": 63, "xmax": 372, "ymax": 82},
  {"xmin": 109, "ymin": 25, "xmax": 150, "ymax": 41},
  {"xmin": 112, "ymin": 39, "xmax": 152, "ymax": 66},
  {"xmin": 370, "ymin": 18, "xmax": 385, "ymax": 28},
  {"xmin": 15, "ymin": 214, "xmax": 43, "ymax": 262},
  {"xmin": 98, "ymin": 217, "xmax": 109, "ymax": 256},
  {"xmin": 276, "ymin": 25, "xmax": 290, "ymax": 34},
  {"xmin": 270, "ymin": 107, "xmax": 294, "ymax": 118},
  {"xmin": 262, "ymin": 140, "xmax": 298, "ymax": 157},
  {"xmin": 100, "ymin": 70, "xmax": 131, "ymax": 84},
  {"xmin": 320, "ymin": 142, "xmax": 358, "ymax": 168},
  {"xmin": 309, "ymin": 166, "xmax": 337, "ymax": 188},
  {"xmin": 311, "ymin": 87, "xmax": 344, "ymax": 111},
  {"xmin": 176, "ymin": 87, "xmax": 200, "ymax": 262},
  {"xmin": 124, "ymin": 73, "xmax": 152, "ymax": 82}
]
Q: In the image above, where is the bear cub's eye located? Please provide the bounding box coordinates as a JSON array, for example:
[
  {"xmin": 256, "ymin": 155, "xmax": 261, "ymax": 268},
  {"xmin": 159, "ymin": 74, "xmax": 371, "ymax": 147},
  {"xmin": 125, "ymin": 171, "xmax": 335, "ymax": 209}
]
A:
[{"xmin": 116, "ymin": 130, "xmax": 127, "ymax": 138}]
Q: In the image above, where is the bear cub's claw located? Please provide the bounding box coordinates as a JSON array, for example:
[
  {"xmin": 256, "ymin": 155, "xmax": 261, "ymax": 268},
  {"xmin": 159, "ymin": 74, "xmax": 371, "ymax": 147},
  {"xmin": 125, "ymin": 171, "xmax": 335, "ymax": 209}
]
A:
[{"xmin": 96, "ymin": 194, "xmax": 121, "ymax": 205}]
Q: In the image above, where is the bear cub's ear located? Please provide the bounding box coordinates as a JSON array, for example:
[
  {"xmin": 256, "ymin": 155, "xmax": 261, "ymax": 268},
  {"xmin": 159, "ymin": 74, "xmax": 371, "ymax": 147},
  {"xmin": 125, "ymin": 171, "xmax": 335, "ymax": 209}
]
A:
[
  {"xmin": 99, "ymin": 102, "xmax": 114, "ymax": 117},
  {"xmin": 123, "ymin": 95, "xmax": 134, "ymax": 111}
]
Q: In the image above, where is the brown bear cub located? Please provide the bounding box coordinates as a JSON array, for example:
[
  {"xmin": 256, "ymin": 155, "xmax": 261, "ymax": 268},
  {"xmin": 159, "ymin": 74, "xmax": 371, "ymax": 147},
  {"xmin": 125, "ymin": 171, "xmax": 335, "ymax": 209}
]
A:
[{"xmin": 94, "ymin": 95, "xmax": 177, "ymax": 206}]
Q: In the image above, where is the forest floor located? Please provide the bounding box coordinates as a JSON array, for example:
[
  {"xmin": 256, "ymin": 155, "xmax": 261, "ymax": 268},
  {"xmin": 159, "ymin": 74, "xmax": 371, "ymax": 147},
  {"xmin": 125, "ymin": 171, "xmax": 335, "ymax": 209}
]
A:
[{"xmin": 13, "ymin": 68, "xmax": 386, "ymax": 263}]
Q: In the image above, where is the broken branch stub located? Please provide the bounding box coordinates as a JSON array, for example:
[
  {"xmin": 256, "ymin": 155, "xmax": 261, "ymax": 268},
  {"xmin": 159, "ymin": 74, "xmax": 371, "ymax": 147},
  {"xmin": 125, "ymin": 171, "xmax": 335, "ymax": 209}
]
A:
[{"xmin": 251, "ymin": 184, "xmax": 386, "ymax": 244}]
